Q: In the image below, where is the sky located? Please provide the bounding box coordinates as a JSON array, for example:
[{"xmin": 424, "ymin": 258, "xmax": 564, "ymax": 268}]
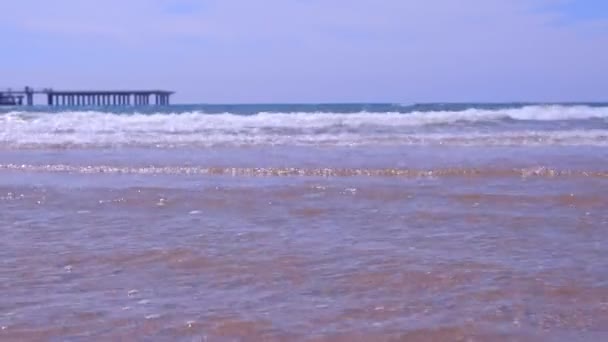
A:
[{"xmin": 1, "ymin": 0, "xmax": 607, "ymax": 103}]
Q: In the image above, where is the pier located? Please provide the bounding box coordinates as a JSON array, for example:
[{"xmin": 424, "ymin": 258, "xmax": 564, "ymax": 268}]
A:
[
  {"xmin": 0, "ymin": 87, "xmax": 174, "ymax": 106},
  {"xmin": 0, "ymin": 92, "xmax": 24, "ymax": 106}
]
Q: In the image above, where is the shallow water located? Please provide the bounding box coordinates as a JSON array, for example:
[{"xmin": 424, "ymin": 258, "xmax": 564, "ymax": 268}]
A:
[{"xmin": 1, "ymin": 104, "xmax": 608, "ymax": 340}]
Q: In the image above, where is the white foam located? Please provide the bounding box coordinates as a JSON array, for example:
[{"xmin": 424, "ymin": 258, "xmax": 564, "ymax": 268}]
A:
[
  {"xmin": 1, "ymin": 163, "xmax": 606, "ymax": 178},
  {"xmin": 0, "ymin": 105, "xmax": 607, "ymax": 148}
]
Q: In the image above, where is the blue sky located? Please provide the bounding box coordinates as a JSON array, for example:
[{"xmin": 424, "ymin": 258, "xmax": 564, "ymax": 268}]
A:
[
  {"xmin": 1, "ymin": 0, "xmax": 607, "ymax": 103},
  {"xmin": 551, "ymin": 0, "xmax": 608, "ymax": 21}
]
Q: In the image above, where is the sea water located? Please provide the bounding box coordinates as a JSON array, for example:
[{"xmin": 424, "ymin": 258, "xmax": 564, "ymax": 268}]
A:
[{"xmin": 1, "ymin": 103, "xmax": 607, "ymax": 340}]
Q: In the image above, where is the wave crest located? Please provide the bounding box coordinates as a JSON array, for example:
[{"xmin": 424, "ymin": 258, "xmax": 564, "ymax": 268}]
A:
[{"xmin": 1, "ymin": 105, "xmax": 607, "ymax": 148}]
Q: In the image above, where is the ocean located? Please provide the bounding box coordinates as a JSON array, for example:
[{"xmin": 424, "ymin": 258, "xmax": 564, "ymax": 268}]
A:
[{"xmin": 1, "ymin": 103, "xmax": 607, "ymax": 340}]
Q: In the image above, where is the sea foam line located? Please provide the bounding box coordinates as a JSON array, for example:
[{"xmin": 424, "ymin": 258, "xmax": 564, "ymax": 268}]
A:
[{"xmin": 0, "ymin": 164, "xmax": 606, "ymax": 178}]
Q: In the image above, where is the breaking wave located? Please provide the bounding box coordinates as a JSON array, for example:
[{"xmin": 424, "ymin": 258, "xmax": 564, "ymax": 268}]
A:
[{"xmin": 1, "ymin": 105, "xmax": 607, "ymax": 148}]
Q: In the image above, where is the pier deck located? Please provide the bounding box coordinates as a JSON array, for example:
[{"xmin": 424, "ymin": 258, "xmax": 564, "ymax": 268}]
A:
[{"xmin": 0, "ymin": 87, "xmax": 174, "ymax": 106}]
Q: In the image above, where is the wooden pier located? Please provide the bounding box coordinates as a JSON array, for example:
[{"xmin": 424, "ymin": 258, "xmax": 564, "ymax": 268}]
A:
[{"xmin": 0, "ymin": 87, "xmax": 174, "ymax": 106}]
